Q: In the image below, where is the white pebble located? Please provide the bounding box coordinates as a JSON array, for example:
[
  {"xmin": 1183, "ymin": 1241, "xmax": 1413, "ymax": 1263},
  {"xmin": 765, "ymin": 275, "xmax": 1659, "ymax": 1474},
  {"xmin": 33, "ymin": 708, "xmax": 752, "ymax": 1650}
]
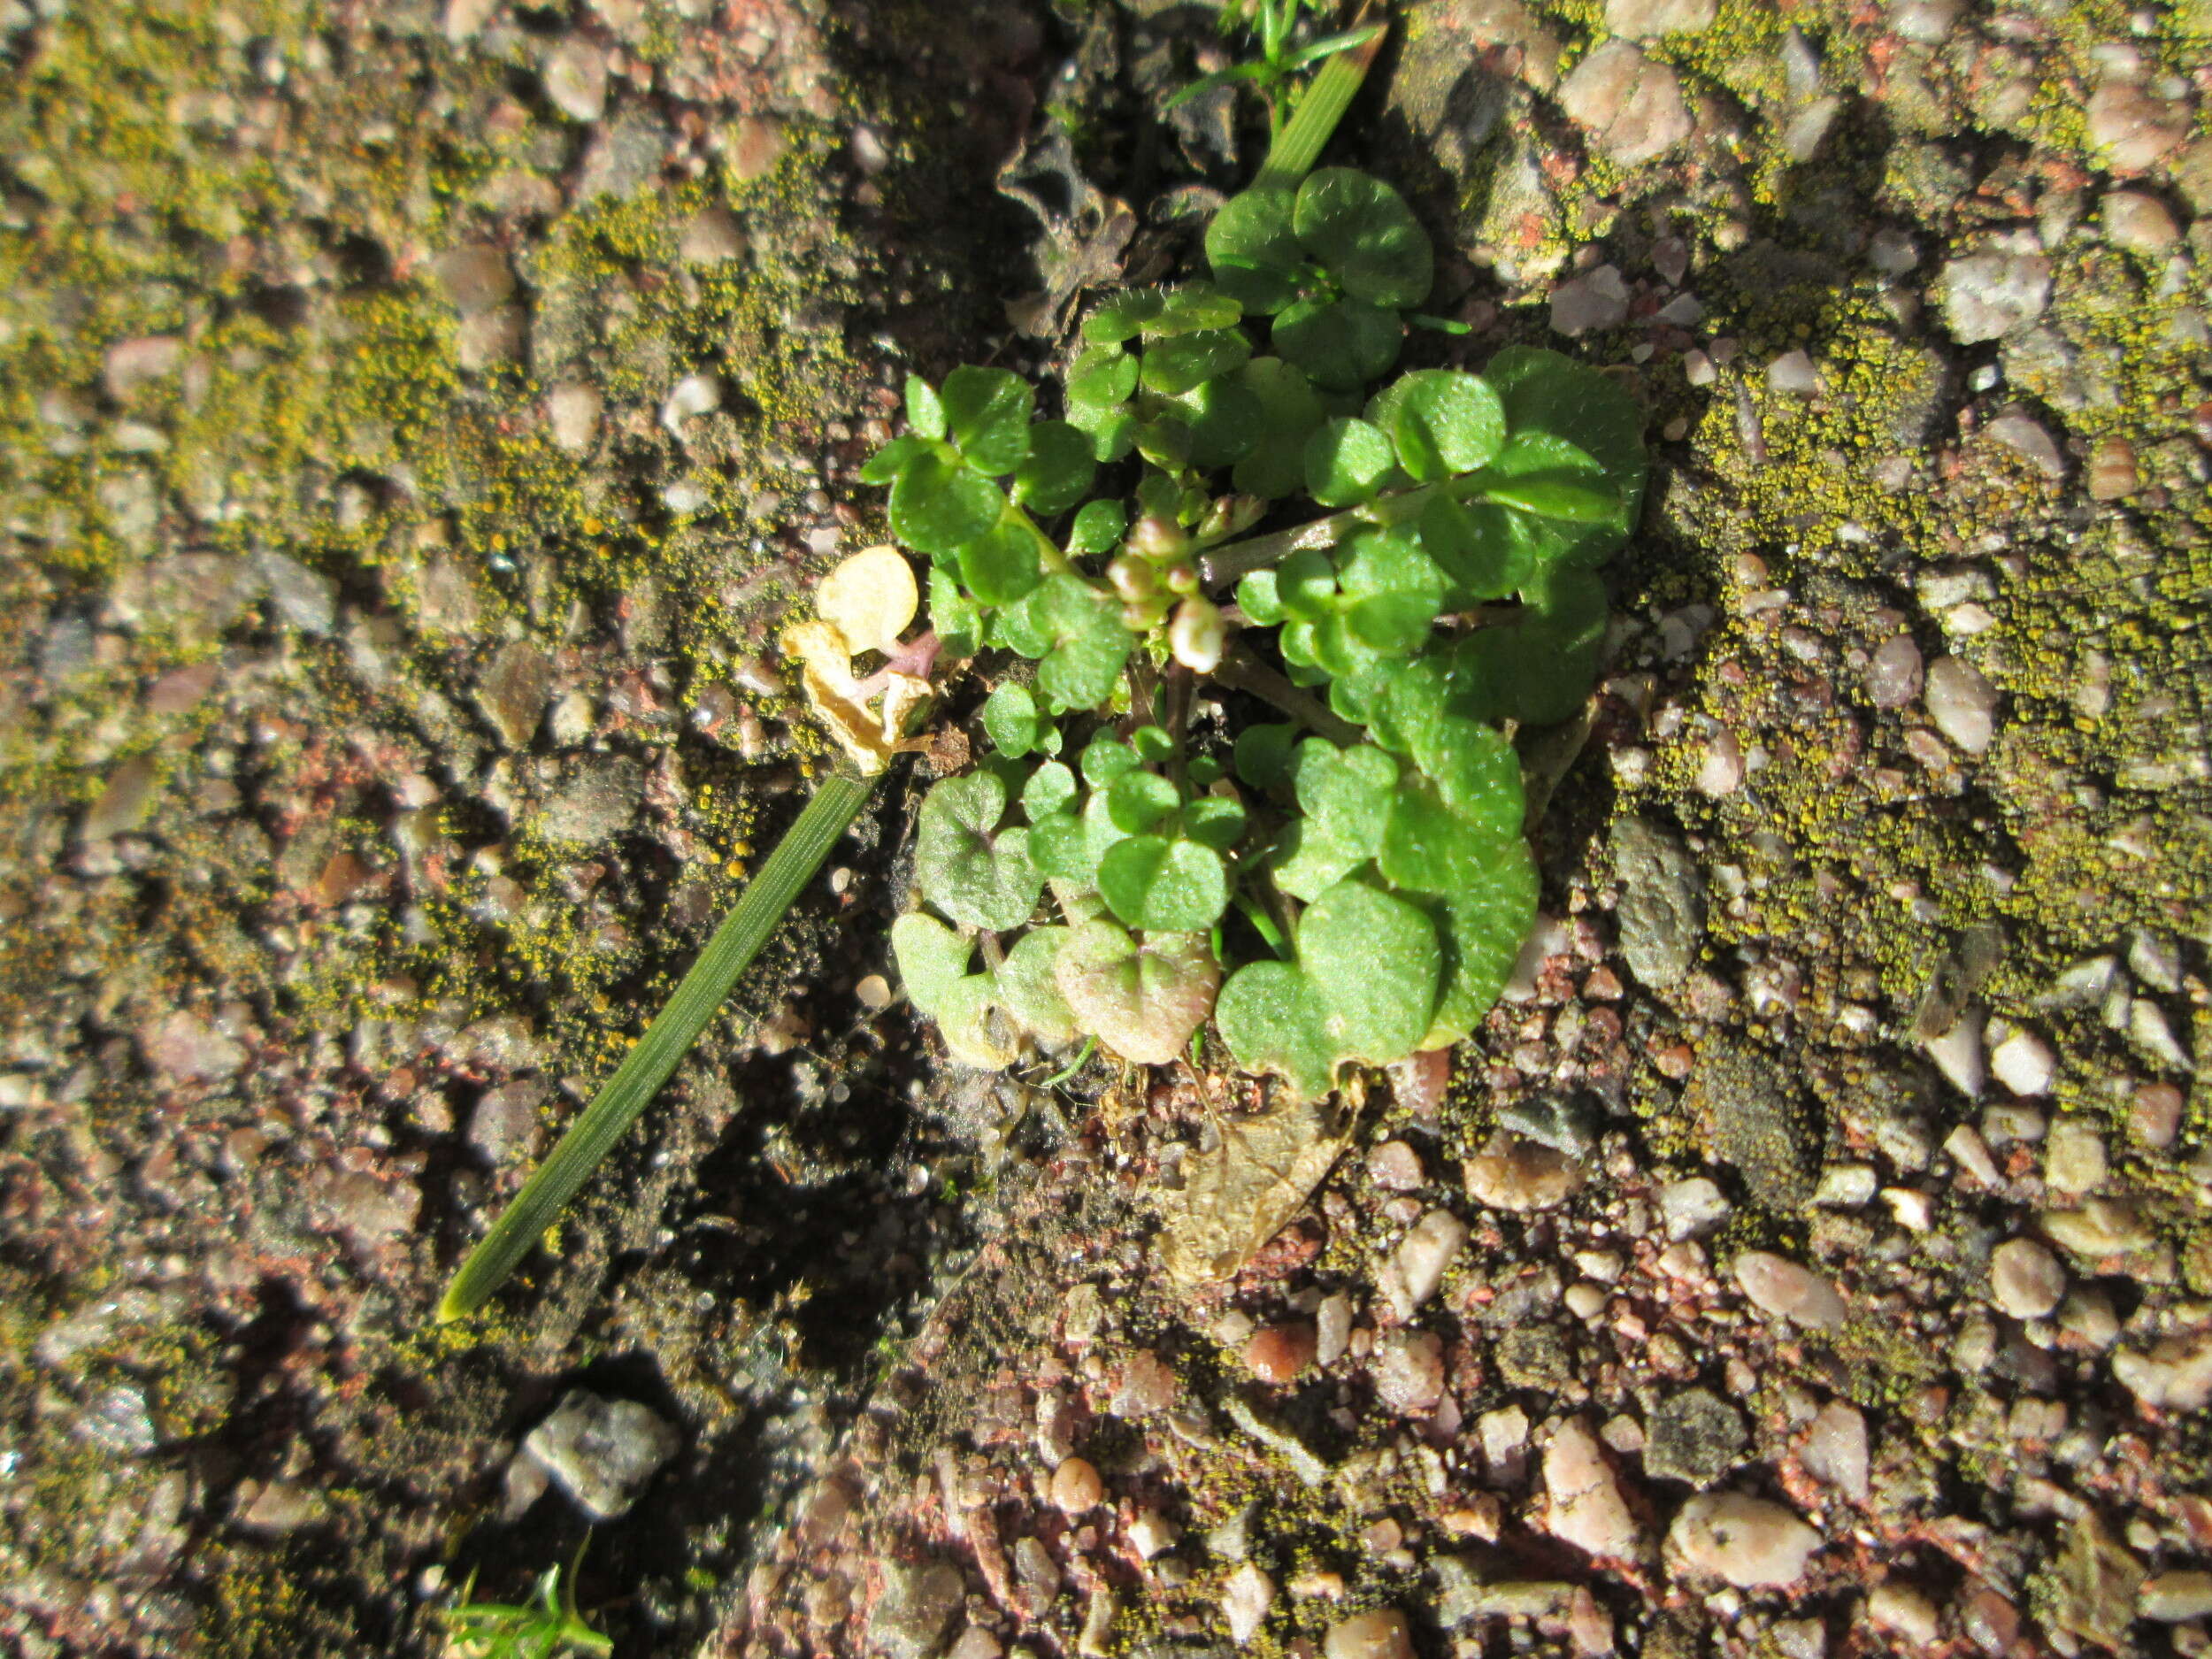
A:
[
  {"xmin": 661, "ymin": 372, "xmax": 723, "ymax": 435},
  {"xmin": 546, "ymin": 382, "xmax": 603, "ymax": 454},
  {"xmin": 1813, "ymin": 1164, "xmax": 1878, "ymax": 1208},
  {"xmin": 1669, "ymin": 1492, "xmax": 1823, "ymax": 1587},
  {"xmin": 1765, "ymin": 349, "xmax": 1818, "ymax": 395},
  {"xmin": 1869, "ymin": 1583, "xmax": 1942, "ymax": 1645},
  {"xmin": 1989, "ymin": 1238, "xmax": 2066, "ymax": 1319},
  {"xmin": 1659, "ymin": 1176, "xmax": 1732, "ymax": 1240},
  {"xmin": 1988, "ymin": 1025, "xmax": 2054, "ymax": 1095},
  {"xmin": 1732, "ymin": 1251, "xmax": 1847, "ymax": 1328},
  {"xmin": 1922, "ymin": 1008, "xmax": 1986, "ymax": 1098},
  {"xmin": 1379, "ymin": 1209, "xmax": 1467, "ymax": 1321},
  {"xmin": 1223, "ymin": 1563, "xmax": 1276, "ymax": 1644},
  {"xmin": 1924, "ymin": 656, "xmax": 1999, "ymax": 755},
  {"xmin": 541, "ymin": 36, "xmax": 609, "ymax": 122},
  {"xmin": 1543, "ymin": 1417, "xmax": 1645, "ymax": 1560},
  {"xmin": 1799, "ymin": 1401, "xmax": 1868, "ymax": 1501}
]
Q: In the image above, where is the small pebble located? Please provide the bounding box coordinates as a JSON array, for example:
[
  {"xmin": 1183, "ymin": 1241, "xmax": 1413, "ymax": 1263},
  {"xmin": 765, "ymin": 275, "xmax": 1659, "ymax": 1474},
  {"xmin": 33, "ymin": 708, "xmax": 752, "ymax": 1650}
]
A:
[
  {"xmin": 1366, "ymin": 1140, "xmax": 1425, "ymax": 1191},
  {"xmin": 541, "ymin": 36, "xmax": 609, "ymax": 122},
  {"xmin": 1325, "ymin": 1609, "xmax": 1414, "ymax": 1659},
  {"xmin": 1869, "ymin": 1583, "xmax": 1942, "ymax": 1645},
  {"xmin": 1958, "ymin": 1584, "xmax": 2022, "ymax": 1655},
  {"xmin": 1658, "ymin": 1176, "xmax": 1731, "ymax": 1240},
  {"xmin": 2141, "ymin": 1571, "xmax": 2212, "ymax": 1622},
  {"xmin": 1924, "ymin": 657, "xmax": 1999, "ymax": 755},
  {"xmin": 1668, "ymin": 1492, "xmax": 1823, "ymax": 1587},
  {"xmin": 1988, "ymin": 1025, "xmax": 2054, "ymax": 1095},
  {"xmin": 2131, "ymin": 1082, "xmax": 2183, "ymax": 1148},
  {"xmin": 1315, "ymin": 1293, "xmax": 1354, "ymax": 1367},
  {"xmin": 2086, "ymin": 436, "xmax": 2141, "ymax": 501},
  {"xmin": 1127, "ymin": 1508, "xmax": 1179, "ymax": 1560},
  {"xmin": 1942, "ymin": 1125, "xmax": 2001, "ymax": 1187},
  {"xmin": 1050, "ymin": 1456, "xmax": 1104, "ymax": 1513},
  {"xmin": 2043, "ymin": 1118, "xmax": 2108, "ymax": 1196},
  {"xmin": 1988, "ymin": 1238, "xmax": 2066, "ymax": 1320},
  {"xmin": 1379, "ymin": 1208, "xmax": 1467, "ymax": 1319},
  {"xmin": 1765, "ymin": 349, "xmax": 1818, "ymax": 395},
  {"xmin": 1865, "ymin": 634, "xmax": 1924, "ymax": 710},
  {"xmin": 1463, "ymin": 1135, "xmax": 1583, "ymax": 1211},
  {"xmin": 1814, "ymin": 1164, "xmax": 1878, "ymax": 1207},
  {"xmin": 1732, "ymin": 1251, "xmax": 1847, "ymax": 1328},
  {"xmin": 1223, "ymin": 1563, "xmax": 1276, "ymax": 1644},
  {"xmin": 1542, "ymin": 1417, "xmax": 1644, "ymax": 1560},
  {"xmin": 1371, "ymin": 1331, "xmax": 1445, "ymax": 1414},
  {"xmin": 1924, "ymin": 1009, "xmax": 1986, "ymax": 1098},
  {"xmin": 1799, "ymin": 1401, "xmax": 1868, "ymax": 1501},
  {"xmin": 1550, "ymin": 265, "xmax": 1631, "ymax": 335},
  {"xmin": 1242, "ymin": 1323, "xmax": 1317, "ymax": 1386}
]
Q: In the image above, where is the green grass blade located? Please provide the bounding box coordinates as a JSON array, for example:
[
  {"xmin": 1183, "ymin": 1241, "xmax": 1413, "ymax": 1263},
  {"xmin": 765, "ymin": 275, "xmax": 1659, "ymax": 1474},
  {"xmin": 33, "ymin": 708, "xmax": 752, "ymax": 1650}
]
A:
[
  {"xmin": 1253, "ymin": 4, "xmax": 1387, "ymax": 192},
  {"xmin": 439, "ymin": 769, "xmax": 878, "ymax": 1322}
]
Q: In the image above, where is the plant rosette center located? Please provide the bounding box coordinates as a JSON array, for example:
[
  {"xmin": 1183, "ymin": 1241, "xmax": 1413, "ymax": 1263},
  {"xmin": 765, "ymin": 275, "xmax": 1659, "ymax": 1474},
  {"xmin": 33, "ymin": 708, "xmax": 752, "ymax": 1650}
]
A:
[{"xmin": 856, "ymin": 150, "xmax": 1642, "ymax": 1101}]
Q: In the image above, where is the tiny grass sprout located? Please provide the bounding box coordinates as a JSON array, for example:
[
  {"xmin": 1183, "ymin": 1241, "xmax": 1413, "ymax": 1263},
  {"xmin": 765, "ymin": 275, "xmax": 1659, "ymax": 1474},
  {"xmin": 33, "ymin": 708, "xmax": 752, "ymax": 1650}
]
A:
[
  {"xmin": 439, "ymin": 548, "xmax": 909, "ymax": 1321},
  {"xmin": 439, "ymin": 1548, "xmax": 611, "ymax": 1659},
  {"xmin": 1172, "ymin": 0, "xmax": 1384, "ymax": 133}
]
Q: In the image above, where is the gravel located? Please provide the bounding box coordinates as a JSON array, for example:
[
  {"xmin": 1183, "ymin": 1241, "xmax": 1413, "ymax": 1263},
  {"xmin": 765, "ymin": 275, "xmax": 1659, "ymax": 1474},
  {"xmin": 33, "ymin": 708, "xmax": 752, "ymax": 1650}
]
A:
[
  {"xmin": 1541, "ymin": 1417, "xmax": 1644, "ymax": 1560},
  {"xmin": 1731, "ymin": 1252, "xmax": 1847, "ymax": 1328},
  {"xmin": 1935, "ymin": 242, "xmax": 2053, "ymax": 342},
  {"xmin": 1554, "ymin": 42, "xmax": 1691, "ymax": 167},
  {"xmin": 1667, "ymin": 1492, "xmax": 1823, "ymax": 1587},
  {"xmin": 520, "ymin": 1390, "xmax": 680, "ymax": 1522},
  {"xmin": 1924, "ymin": 656, "xmax": 1999, "ymax": 754},
  {"xmin": 1609, "ymin": 817, "xmax": 1704, "ymax": 990}
]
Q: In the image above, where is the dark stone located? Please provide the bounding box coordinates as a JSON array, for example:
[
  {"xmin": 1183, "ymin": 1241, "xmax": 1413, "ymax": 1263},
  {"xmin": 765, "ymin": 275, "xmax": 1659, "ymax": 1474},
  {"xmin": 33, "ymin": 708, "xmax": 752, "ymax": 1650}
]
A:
[
  {"xmin": 1685, "ymin": 1045, "xmax": 1816, "ymax": 1213},
  {"xmin": 1610, "ymin": 817, "xmax": 1704, "ymax": 990},
  {"xmin": 1642, "ymin": 1388, "xmax": 1748, "ymax": 1486},
  {"xmin": 1497, "ymin": 1093, "xmax": 1602, "ymax": 1157}
]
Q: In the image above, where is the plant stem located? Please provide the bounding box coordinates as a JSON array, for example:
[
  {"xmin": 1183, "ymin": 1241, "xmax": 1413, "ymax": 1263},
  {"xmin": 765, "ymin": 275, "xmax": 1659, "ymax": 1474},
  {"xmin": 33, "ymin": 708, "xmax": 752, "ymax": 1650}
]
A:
[
  {"xmin": 1254, "ymin": 1, "xmax": 1387, "ymax": 192},
  {"xmin": 438, "ymin": 769, "xmax": 878, "ymax": 1322},
  {"xmin": 1197, "ymin": 475, "xmax": 1440, "ymax": 588},
  {"xmin": 1212, "ymin": 643, "xmax": 1365, "ymax": 745}
]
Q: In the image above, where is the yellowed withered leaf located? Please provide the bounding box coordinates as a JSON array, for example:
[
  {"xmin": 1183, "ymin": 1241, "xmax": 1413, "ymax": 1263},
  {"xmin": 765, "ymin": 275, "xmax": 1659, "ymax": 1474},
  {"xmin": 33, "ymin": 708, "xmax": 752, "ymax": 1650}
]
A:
[{"xmin": 1157, "ymin": 1097, "xmax": 1352, "ymax": 1286}]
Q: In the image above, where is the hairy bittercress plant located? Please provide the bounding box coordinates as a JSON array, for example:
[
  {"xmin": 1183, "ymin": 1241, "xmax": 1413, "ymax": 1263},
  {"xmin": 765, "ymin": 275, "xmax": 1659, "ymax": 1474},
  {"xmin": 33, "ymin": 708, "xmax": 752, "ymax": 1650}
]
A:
[{"xmin": 877, "ymin": 158, "xmax": 1646, "ymax": 1100}]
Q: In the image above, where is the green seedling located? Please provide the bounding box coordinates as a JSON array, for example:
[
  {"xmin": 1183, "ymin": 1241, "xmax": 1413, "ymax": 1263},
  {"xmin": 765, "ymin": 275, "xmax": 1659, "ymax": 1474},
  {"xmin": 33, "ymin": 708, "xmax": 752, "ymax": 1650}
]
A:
[
  {"xmin": 440, "ymin": 1549, "xmax": 611, "ymax": 1659},
  {"xmin": 436, "ymin": 2, "xmax": 1641, "ymax": 1325},
  {"xmin": 1171, "ymin": 0, "xmax": 1385, "ymax": 133},
  {"xmin": 880, "ymin": 26, "xmax": 1646, "ymax": 1102}
]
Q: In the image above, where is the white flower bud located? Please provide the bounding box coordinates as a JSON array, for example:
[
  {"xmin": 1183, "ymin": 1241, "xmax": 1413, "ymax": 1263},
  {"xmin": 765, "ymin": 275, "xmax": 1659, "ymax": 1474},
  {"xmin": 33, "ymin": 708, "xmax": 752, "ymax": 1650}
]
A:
[
  {"xmin": 1169, "ymin": 595, "xmax": 1225, "ymax": 673},
  {"xmin": 1106, "ymin": 555, "xmax": 1156, "ymax": 602},
  {"xmin": 1125, "ymin": 514, "xmax": 1190, "ymax": 562}
]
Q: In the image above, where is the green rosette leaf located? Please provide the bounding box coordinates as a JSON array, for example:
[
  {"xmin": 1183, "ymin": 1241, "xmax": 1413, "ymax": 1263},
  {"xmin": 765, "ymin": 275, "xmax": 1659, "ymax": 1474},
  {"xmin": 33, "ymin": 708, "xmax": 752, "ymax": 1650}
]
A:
[{"xmin": 1293, "ymin": 168, "xmax": 1433, "ymax": 310}]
